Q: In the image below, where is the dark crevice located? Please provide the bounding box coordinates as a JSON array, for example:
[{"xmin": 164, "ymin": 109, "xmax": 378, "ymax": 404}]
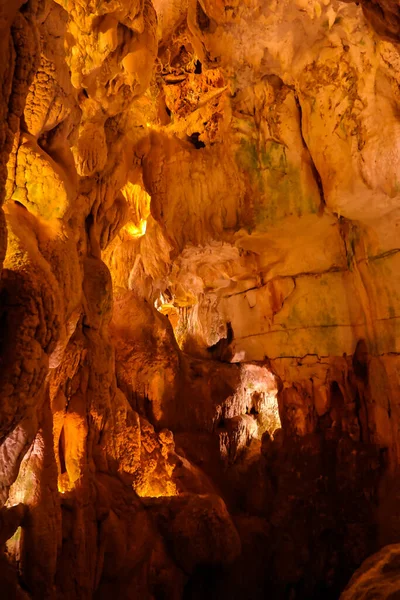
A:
[
  {"xmin": 14, "ymin": 200, "xmax": 27, "ymax": 210},
  {"xmin": 85, "ymin": 213, "xmax": 94, "ymax": 237},
  {"xmin": 294, "ymin": 92, "xmax": 326, "ymax": 214},
  {"xmin": 187, "ymin": 132, "xmax": 206, "ymax": 149},
  {"xmin": 59, "ymin": 427, "xmax": 67, "ymax": 474},
  {"xmin": 353, "ymin": 339, "xmax": 369, "ymax": 383},
  {"xmin": 207, "ymin": 322, "xmax": 234, "ymax": 361},
  {"xmin": 354, "ymin": 389, "xmax": 367, "ymax": 443},
  {"xmin": 196, "ymin": 1, "xmax": 210, "ymax": 31},
  {"xmin": 330, "ymin": 381, "xmax": 344, "ymax": 427},
  {"xmin": 164, "ymin": 75, "xmax": 187, "ymax": 85}
]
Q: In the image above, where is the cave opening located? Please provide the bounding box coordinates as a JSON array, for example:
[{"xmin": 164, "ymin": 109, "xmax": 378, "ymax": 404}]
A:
[
  {"xmin": 186, "ymin": 131, "xmax": 206, "ymax": 149},
  {"xmin": 194, "ymin": 60, "xmax": 202, "ymax": 75}
]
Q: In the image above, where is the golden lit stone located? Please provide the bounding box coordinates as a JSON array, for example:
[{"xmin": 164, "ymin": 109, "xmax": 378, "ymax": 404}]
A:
[{"xmin": 2, "ymin": 0, "xmax": 400, "ymax": 598}]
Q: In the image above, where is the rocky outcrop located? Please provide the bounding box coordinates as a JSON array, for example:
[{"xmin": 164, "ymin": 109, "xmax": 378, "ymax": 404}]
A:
[
  {"xmin": 342, "ymin": 0, "xmax": 400, "ymax": 41},
  {"xmin": 340, "ymin": 544, "xmax": 400, "ymax": 599}
]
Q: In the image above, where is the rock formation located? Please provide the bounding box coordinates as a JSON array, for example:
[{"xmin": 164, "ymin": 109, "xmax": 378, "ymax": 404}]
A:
[
  {"xmin": 1, "ymin": 0, "xmax": 400, "ymax": 598},
  {"xmin": 340, "ymin": 543, "xmax": 400, "ymax": 599}
]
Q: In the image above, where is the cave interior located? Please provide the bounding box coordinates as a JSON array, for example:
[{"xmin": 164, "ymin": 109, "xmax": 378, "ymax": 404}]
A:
[{"xmin": 1, "ymin": 0, "xmax": 400, "ymax": 598}]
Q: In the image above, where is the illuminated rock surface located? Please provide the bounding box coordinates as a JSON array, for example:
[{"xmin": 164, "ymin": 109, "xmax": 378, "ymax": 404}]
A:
[
  {"xmin": 0, "ymin": 0, "xmax": 400, "ymax": 598},
  {"xmin": 340, "ymin": 544, "xmax": 400, "ymax": 599}
]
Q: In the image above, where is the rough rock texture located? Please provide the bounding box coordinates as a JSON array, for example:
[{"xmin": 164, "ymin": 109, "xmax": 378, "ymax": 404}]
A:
[
  {"xmin": 343, "ymin": 0, "xmax": 400, "ymax": 41},
  {"xmin": 340, "ymin": 543, "xmax": 400, "ymax": 599},
  {"xmin": 1, "ymin": 0, "xmax": 400, "ymax": 598}
]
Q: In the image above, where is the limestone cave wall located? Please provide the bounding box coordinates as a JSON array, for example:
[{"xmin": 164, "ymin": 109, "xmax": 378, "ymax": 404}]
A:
[{"xmin": 1, "ymin": 0, "xmax": 400, "ymax": 598}]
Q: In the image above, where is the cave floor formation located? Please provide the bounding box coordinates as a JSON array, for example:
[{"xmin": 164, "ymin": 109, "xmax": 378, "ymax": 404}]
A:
[{"xmin": 1, "ymin": 0, "xmax": 400, "ymax": 598}]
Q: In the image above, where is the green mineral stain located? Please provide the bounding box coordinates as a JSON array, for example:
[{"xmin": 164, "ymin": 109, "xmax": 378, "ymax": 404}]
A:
[
  {"xmin": 345, "ymin": 223, "xmax": 361, "ymax": 270},
  {"xmin": 10, "ymin": 526, "xmax": 21, "ymax": 543},
  {"xmin": 236, "ymin": 136, "xmax": 318, "ymax": 229},
  {"xmin": 285, "ymin": 303, "xmax": 302, "ymax": 328},
  {"xmin": 392, "ymin": 180, "xmax": 400, "ymax": 196},
  {"xmin": 237, "ymin": 138, "xmax": 259, "ymax": 172},
  {"xmin": 316, "ymin": 309, "xmax": 337, "ymax": 327}
]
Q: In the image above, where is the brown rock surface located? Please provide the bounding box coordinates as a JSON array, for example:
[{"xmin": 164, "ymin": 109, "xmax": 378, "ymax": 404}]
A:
[
  {"xmin": 0, "ymin": 0, "xmax": 400, "ymax": 598},
  {"xmin": 340, "ymin": 544, "xmax": 400, "ymax": 599}
]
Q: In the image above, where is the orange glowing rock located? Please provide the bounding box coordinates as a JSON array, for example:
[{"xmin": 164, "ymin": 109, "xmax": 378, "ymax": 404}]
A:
[{"xmin": 2, "ymin": 0, "xmax": 400, "ymax": 597}]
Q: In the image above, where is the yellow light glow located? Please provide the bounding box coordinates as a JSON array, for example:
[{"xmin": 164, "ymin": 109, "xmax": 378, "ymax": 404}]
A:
[
  {"xmin": 135, "ymin": 479, "xmax": 178, "ymax": 499},
  {"xmin": 156, "ymin": 302, "xmax": 176, "ymax": 313},
  {"xmin": 6, "ymin": 526, "xmax": 22, "ymax": 555},
  {"xmin": 120, "ymin": 183, "xmax": 151, "ymax": 238},
  {"xmin": 122, "ymin": 219, "xmax": 147, "ymax": 238},
  {"xmin": 57, "ymin": 473, "xmax": 72, "ymax": 494}
]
